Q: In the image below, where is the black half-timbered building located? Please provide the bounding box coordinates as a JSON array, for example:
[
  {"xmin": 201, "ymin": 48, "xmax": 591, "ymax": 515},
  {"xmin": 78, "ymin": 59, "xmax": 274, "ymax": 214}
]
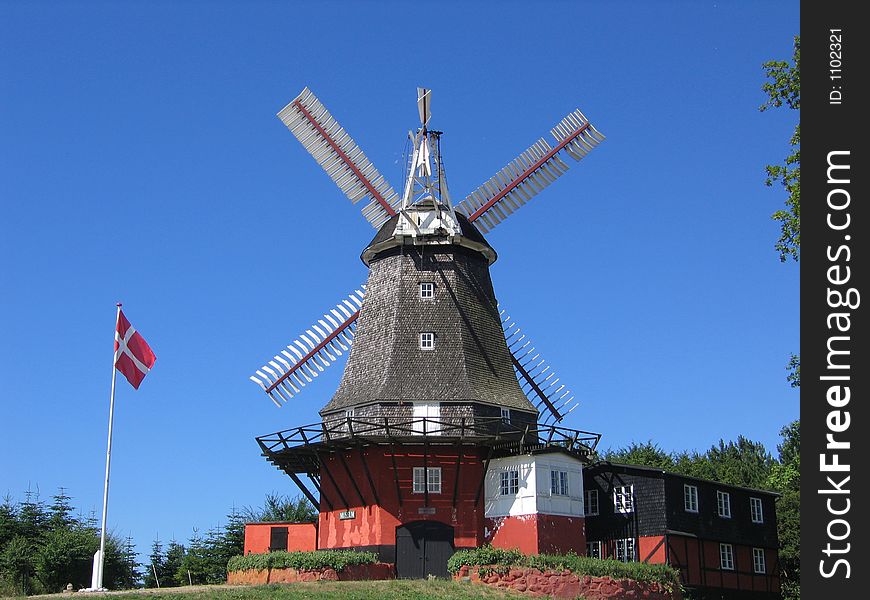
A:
[{"xmin": 583, "ymin": 463, "xmax": 781, "ymax": 600}]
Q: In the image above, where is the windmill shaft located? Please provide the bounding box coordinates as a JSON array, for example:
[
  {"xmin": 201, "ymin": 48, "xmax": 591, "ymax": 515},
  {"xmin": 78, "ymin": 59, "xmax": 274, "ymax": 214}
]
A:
[
  {"xmin": 509, "ymin": 352, "xmax": 562, "ymax": 421},
  {"xmin": 292, "ymin": 99, "xmax": 397, "ymax": 217},
  {"xmin": 467, "ymin": 121, "xmax": 591, "ymax": 223},
  {"xmin": 265, "ymin": 309, "xmax": 360, "ymax": 394}
]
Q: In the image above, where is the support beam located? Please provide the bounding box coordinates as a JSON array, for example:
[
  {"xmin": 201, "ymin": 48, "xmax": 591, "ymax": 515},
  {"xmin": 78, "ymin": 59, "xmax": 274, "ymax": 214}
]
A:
[
  {"xmin": 337, "ymin": 450, "xmax": 367, "ymax": 506},
  {"xmin": 357, "ymin": 445, "xmax": 381, "ymax": 506},
  {"xmin": 287, "ymin": 471, "xmax": 319, "ymax": 510},
  {"xmin": 451, "ymin": 448, "xmax": 463, "ymax": 508},
  {"xmin": 316, "ymin": 452, "xmax": 349, "ymax": 509},
  {"xmin": 307, "ymin": 471, "xmax": 331, "ymax": 511},
  {"xmin": 423, "ymin": 437, "xmax": 429, "ymax": 507},
  {"xmin": 389, "ymin": 443, "xmax": 403, "ymax": 506},
  {"xmin": 474, "ymin": 446, "xmax": 495, "ymax": 507}
]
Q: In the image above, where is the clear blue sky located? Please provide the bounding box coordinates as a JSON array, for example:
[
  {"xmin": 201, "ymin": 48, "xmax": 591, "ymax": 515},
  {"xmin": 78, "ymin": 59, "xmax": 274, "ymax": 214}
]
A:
[{"xmin": 1, "ymin": 0, "xmax": 799, "ymax": 561}]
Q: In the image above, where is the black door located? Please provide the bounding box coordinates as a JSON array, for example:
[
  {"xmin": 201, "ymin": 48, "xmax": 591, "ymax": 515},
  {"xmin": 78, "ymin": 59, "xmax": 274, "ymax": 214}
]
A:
[
  {"xmin": 395, "ymin": 521, "xmax": 455, "ymax": 579},
  {"xmin": 269, "ymin": 526, "xmax": 288, "ymax": 552}
]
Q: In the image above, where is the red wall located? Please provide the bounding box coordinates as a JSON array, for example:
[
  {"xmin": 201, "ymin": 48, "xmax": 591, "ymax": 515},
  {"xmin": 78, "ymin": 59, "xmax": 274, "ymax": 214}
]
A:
[
  {"xmin": 316, "ymin": 446, "xmax": 486, "ymax": 550},
  {"xmin": 485, "ymin": 514, "xmax": 585, "ymax": 555},
  {"xmin": 666, "ymin": 534, "xmax": 780, "ymax": 594},
  {"xmin": 639, "ymin": 535, "xmax": 667, "ymax": 564},
  {"xmin": 243, "ymin": 522, "xmax": 317, "ymax": 554}
]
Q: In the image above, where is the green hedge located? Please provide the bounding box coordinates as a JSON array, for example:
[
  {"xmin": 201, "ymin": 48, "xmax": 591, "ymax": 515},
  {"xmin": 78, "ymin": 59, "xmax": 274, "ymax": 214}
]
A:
[
  {"xmin": 227, "ymin": 550, "xmax": 378, "ymax": 573},
  {"xmin": 447, "ymin": 546, "xmax": 680, "ymax": 588}
]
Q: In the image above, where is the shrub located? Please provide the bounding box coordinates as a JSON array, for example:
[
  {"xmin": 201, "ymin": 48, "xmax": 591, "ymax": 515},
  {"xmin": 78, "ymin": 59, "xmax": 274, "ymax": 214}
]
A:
[
  {"xmin": 227, "ymin": 549, "xmax": 377, "ymax": 573},
  {"xmin": 447, "ymin": 546, "xmax": 680, "ymax": 589}
]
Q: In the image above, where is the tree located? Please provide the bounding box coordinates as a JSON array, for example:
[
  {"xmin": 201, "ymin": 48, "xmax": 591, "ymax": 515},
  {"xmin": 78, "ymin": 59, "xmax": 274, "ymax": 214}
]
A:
[
  {"xmin": 761, "ymin": 36, "xmax": 801, "ymax": 388},
  {"xmin": 0, "ymin": 535, "xmax": 34, "ymax": 596},
  {"xmin": 243, "ymin": 493, "xmax": 317, "ymax": 523},
  {"xmin": 32, "ymin": 526, "xmax": 95, "ymax": 592},
  {"xmin": 602, "ymin": 441, "xmax": 675, "ymax": 470},
  {"xmin": 175, "ymin": 529, "xmax": 210, "ymax": 586},
  {"xmin": 769, "ymin": 421, "xmax": 799, "ymax": 599},
  {"xmin": 163, "ymin": 540, "xmax": 186, "ymax": 587},
  {"xmin": 761, "ymin": 36, "xmax": 800, "ymax": 263},
  {"xmin": 143, "ymin": 537, "xmax": 165, "ymax": 588}
]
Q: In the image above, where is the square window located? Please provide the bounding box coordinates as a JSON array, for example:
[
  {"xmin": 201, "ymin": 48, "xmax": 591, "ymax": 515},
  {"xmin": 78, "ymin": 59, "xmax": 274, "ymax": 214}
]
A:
[
  {"xmin": 720, "ymin": 543, "xmax": 734, "ymax": 570},
  {"xmin": 500, "ymin": 470, "xmax": 519, "ymax": 495},
  {"xmin": 750, "ymin": 497, "xmax": 764, "ymax": 523},
  {"xmin": 550, "ymin": 470, "xmax": 568, "ymax": 496},
  {"xmin": 753, "ymin": 548, "xmax": 766, "ymax": 574},
  {"xmin": 586, "ymin": 541, "xmax": 601, "ymax": 559},
  {"xmin": 614, "ymin": 485, "xmax": 634, "ymax": 513},
  {"xmin": 615, "ymin": 538, "xmax": 635, "ymax": 563},
  {"xmin": 419, "ymin": 332, "xmax": 435, "ymax": 350},
  {"xmin": 412, "ymin": 402, "xmax": 441, "ymax": 435},
  {"xmin": 717, "ymin": 490, "xmax": 731, "ymax": 518},
  {"xmin": 427, "ymin": 467, "xmax": 442, "ymax": 493},
  {"xmin": 413, "ymin": 467, "xmax": 441, "ymax": 493},
  {"xmin": 419, "ymin": 282, "xmax": 435, "ymax": 298},
  {"xmin": 500, "ymin": 407, "xmax": 511, "ymax": 423},
  {"xmin": 684, "ymin": 484, "xmax": 698, "ymax": 512},
  {"xmin": 585, "ymin": 490, "xmax": 599, "ymax": 516}
]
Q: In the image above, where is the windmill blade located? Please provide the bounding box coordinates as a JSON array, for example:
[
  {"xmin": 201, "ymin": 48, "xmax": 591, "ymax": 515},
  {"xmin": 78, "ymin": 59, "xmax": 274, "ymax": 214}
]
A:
[
  {"xmin": 456, "ymin": 109, "xmax": 604, "ymax": 232},
  {"xmin": 278, "ymin": 88, "xmax": 401, "ymax": 229},
  {"xmin": 500, "ymin": 309, "xmax": 581, "ymax": 425},
  {"xmin": 250, "ymin": 287, "xmax": 366, "ymax": 407}
]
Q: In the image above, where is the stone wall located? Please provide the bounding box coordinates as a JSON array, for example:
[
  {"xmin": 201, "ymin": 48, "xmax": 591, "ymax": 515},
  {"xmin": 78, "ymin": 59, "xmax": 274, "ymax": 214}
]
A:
[
  {"xmin": 454, "ymin": 565, "xmax": 682, "ymax": 599},
  {"xmin": 227, "ymin": 562, "xmax": 394, "ymax": 585}
]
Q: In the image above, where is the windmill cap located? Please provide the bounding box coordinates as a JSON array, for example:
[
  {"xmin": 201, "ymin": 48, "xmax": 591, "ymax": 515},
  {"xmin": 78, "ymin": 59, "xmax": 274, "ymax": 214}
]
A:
[{"xmin": 361, "ymin": 211, "xmax": 497, "ymax": 266}]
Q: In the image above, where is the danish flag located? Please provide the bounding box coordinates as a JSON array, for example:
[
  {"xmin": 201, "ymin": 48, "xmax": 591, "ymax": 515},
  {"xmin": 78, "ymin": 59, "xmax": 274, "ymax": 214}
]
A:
[{"xmin": 114, "ymin": 309, "xmax": 156, "ymax": 389}]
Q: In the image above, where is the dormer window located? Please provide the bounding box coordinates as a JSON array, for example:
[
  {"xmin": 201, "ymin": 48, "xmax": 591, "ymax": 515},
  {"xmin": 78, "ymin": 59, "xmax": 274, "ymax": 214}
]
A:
[
  {"xmin": 419, "ymin": 332, "xmax": 435, "ymax": 350},
  {"xmin": 419, "ymin": 282, "xmax": 435, "ymax": 298}
]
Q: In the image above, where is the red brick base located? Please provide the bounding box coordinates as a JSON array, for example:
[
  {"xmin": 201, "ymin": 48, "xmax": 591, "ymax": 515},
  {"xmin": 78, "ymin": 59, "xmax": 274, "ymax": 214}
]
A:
[
  {"xmin": 227, "ymin": 563, "xmax": 394, "ymax": 585},
  {"xmin": 454, "ymin": 565, "xmax": 682, "ymax": 599}
]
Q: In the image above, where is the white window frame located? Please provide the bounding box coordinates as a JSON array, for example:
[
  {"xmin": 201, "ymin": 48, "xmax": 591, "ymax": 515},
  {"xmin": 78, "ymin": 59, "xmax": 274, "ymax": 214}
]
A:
[
  {"xmin": 419, "ymin": 282, "xmax": 435, "ymax": 299},
  {"xmin": 615, "ymin": 538, "xmax": 636, "ymax": 563},
  {"xmin": 719, "ymin": 543, "xmax": 734, "ymax": 570},
  {"xmin": 550, "ymin": 470, "xmax": 569, "ymax": 496},
  {"xmin": 412, "ymin": 467, "xmax": 442, "ymax": 494},
  {"xmin": 500, "ymin": 470, "xmax": 519, "ymax": 496},
  {"xmin": 500, "ymin": 407, "xmax": 511, "ymax": 423},
  {"xmin": 419, "ymin": 332, "xmax": 435, "ymax": 350},
  {"xmin": 750, "ymin": 497, "xmax": 764, "ymax": 523},
  {"xmin": 585, "ymin": 489, "xmax": 599, "ymax": 516},
  {"xmin": 684, "ymin": 484, "xmax": 698, "ymax": 513},
  {"xmin": 586, "ymin": 540, "xmax": 602, "ymax": 559},
  {"xmin": 752, "ymin": 548, "xmax": 766, "ymax": 574},
  {"xmin": 717, "ymin": 490, "xmax": 732, "ymax": 518},
  {"xmin": 412, "ymin": 402, "xmax": 441, "ymax": 435},
  {"xmin": 613, "ymin": 485, "xmax": 634, "ymax": 514}
]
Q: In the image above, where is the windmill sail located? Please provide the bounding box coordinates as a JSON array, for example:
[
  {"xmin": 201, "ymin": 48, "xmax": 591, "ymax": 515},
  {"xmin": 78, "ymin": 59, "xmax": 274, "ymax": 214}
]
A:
[
  {"xmin": 250, "ymin": 288, "xmax": 366, "ymax": 406},
  {"xmin": 501, "ymin": 309, "xmax": 581, "ymax": 425},
  {"xmin": 456, "ymin": 109, "xmax": 604, "ymax": 232},
  {"xmin": 278, "ymin": 88, "xmax": 401, "ymax": 229}
]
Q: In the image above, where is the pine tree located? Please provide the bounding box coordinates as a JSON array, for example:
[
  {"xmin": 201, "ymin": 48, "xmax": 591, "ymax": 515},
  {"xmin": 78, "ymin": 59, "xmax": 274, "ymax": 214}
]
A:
[{"xmin": 143, "ymin": 537, "xmax": 165, "ymax": 588}]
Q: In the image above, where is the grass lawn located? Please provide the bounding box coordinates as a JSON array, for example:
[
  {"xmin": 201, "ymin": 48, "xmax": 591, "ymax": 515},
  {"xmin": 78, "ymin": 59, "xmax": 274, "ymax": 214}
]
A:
[{"xmin": 26, "ymin": 580, "xmax": 519, "ymax": 599}]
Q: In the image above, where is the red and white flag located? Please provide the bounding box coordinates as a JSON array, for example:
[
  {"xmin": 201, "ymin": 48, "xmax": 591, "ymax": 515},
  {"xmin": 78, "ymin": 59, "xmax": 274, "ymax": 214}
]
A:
[{"xmin": 114, "ymin": 309, "xmax": 156, "ymax": 389}]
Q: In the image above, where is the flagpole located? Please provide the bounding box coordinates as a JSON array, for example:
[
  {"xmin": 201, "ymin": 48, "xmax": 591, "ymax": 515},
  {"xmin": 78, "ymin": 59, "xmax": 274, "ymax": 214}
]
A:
[{"xmin": 94, "ymin": 302, "xmax": 122, "ymax": 591}]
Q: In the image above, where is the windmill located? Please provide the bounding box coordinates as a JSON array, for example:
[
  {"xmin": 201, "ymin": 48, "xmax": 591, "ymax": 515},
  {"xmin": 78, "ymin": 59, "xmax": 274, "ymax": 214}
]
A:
[{"xmin": 248, "ymin": 87, "xmax": 605, "ymax": 576}]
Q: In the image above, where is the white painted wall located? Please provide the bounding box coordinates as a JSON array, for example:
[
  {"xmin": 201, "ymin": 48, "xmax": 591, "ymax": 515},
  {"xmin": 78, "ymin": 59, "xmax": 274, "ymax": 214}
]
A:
[{"xmin": 484, "ymin": 453, "xmax": 585, "ymax": 518}]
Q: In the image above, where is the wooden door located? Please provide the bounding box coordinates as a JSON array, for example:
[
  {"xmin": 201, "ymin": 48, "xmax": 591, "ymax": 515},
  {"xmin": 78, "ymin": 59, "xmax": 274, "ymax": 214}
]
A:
[{"xmin": 395, "ymin": 521, "xmax": 454, "ymax": 579}]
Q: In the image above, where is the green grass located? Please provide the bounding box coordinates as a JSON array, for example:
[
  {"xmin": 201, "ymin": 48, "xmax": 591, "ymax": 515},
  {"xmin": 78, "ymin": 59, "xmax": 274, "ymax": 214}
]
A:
[{"xmin": 31, "ymin": 580, "xmax": 519, "ymax": 599}]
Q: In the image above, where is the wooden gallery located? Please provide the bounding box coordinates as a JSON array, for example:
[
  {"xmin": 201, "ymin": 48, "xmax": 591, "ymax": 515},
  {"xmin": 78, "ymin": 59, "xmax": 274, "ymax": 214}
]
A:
[{"xmin": 246, "ymin": 88, "xmax": 781, "ymax": 599}]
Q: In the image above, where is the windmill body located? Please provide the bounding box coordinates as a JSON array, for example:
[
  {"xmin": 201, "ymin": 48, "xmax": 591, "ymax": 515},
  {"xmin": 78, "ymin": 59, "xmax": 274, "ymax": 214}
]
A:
[{"xmin": 251, "ymin": 88, "xmax": 604, "ymax": 576}]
